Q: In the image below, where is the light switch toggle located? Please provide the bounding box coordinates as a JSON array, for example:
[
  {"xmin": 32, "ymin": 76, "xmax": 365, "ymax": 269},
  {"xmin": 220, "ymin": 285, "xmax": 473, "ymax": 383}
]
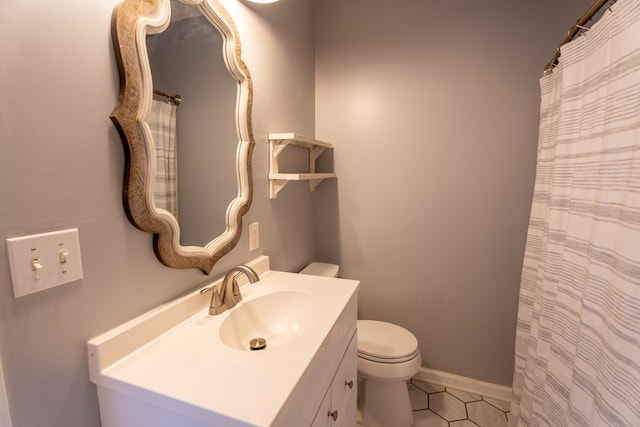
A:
[
  {"xmin": 59, "ymin": 250, "xmax": 69, "ymax": 273},
  {"xmin": 31, "ymin": 257, "xmax": 44, "ymax": 272}
]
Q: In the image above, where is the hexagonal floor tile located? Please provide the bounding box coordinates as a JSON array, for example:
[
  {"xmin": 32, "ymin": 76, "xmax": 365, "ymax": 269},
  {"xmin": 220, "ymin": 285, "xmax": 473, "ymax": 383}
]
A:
[
  {"xmin": 412, "ymin": 379, "xmax": 445, "ymax": 393},
  {"xmin": 429, "ymin": 391, "xmax": 467, "ymax": 421},
  {"xmin": 483, "ymin": 396, "xmax": 511, "ymax": 412},
  {"xmin": 450, "ymin": 420, "xmax": 480, "ymax": 427},
  {"xmin": 413, "ymin": 409, "xmax": 448, "ymax": 427},
  {"xmin": 447, "ymin": 387, "xmax": 482, "ymax": 403},
  {"xmin": 408, "ymin": 383, "xmax": 429, "ymax": 410},
  {"xmin": 467, "ymin": 400, "xmax": 508, "ymax": 427}
]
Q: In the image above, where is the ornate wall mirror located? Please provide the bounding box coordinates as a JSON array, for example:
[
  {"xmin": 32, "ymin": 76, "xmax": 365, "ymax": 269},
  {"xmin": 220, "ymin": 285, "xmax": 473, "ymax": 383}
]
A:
[{"xmin": 111, "ymin": 0, "xmax": 254, "ymax": 274}]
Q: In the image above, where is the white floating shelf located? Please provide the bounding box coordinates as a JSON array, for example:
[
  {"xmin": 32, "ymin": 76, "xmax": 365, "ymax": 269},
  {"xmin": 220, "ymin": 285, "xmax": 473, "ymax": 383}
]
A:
[
  {"xmin": 269, "ymin": 173, "xmax": 338, "ymax": 180},
  {"xmin": 268, "ymin": 133, "xmax": 337, "ymax": 199},
  {"xmin": 268, "ymin": 132, "xmax": 333, "ymax": 149}
]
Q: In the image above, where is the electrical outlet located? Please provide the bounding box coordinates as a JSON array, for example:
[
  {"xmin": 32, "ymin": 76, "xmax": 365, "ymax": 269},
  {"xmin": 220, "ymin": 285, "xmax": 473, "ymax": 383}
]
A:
[
  {"xmin": 6, "ymin": 228, "xmax": 83, "ymax": 298},
  {"xmin": 249, "ymin": 222, "xmax": 259, "ymax": 251}
]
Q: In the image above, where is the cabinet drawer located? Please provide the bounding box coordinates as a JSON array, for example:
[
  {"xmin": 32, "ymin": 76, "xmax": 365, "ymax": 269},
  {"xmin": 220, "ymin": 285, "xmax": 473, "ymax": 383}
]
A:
[
  {"xmin": 312, "ymin": 330, "xmax": 358, "ymax": 427},
  {"xmin": 331, "ymin": 330, "xmax": 357, "ymax": 426},
  {"xmin": 310, "ymin": 388, "xmax": 332, "ymax": 427}
]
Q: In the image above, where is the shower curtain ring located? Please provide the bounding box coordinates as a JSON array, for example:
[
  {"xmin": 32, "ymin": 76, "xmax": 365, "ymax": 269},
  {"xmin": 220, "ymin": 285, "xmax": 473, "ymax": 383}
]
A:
[{"xmin": 569, "ymin": 24, "xmax": 590, "ymax": 40}]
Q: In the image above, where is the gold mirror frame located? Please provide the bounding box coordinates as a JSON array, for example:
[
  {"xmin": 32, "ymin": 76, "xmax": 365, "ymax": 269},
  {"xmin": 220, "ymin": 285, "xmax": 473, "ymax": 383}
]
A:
[{"xmin": 111, "ymin": 0, "xmax": 254, "ymax": 274}]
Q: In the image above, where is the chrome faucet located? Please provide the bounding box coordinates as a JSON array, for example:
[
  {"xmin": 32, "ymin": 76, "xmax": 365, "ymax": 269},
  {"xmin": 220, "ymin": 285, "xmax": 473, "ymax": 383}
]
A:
[{"xmin": 200, "ymin": 265, "xmax": 260, "ymax": 315}]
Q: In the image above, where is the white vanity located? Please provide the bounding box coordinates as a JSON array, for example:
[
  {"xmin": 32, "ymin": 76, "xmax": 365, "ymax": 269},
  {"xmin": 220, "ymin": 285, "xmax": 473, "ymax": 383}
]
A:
[{"xmin": 87, "ymin": 256, "xmax": 359, "ymax": 426}]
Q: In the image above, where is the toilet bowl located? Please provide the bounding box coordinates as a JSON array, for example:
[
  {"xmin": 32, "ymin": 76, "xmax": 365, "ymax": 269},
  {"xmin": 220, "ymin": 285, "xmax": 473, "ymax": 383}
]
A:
[{"xmin": 300, "ymin": 263, "xmax": 422, "ymax": 427}]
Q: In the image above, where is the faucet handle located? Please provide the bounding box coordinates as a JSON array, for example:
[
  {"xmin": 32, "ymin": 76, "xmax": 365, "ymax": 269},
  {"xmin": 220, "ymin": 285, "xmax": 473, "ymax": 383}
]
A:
[
  {"xmin": 200, "ymin": 285, "xmax": 216, "ymax": 296},
  {"xmin": 200, "ymin": 285, "xmax": 224, "ymax": 315}
]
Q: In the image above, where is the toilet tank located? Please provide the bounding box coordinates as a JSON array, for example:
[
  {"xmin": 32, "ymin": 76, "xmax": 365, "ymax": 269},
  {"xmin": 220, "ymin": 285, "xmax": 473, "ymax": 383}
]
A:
[{"xmin": 300, "ymin": 262, "xmax": 339, "ymax": 278}]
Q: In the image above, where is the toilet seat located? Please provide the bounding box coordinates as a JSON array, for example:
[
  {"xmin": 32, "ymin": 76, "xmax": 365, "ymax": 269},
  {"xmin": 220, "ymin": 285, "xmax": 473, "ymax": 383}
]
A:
[
  {"xmin": 358, "ymin": 349, "xmax": 419, "ymax": 364},
  {"xmin": 357, "ymin": 320, "xmax": 419, "ymax": 363}
]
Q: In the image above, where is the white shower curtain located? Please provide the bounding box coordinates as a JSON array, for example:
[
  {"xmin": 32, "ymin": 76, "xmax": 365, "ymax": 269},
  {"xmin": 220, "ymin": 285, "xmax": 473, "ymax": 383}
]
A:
[
  {"xmin": 510, "ymin": 0, "xmax": 640, "ymax": 426},
  {"xmin": 149, "ymin": 98, "xmax": 179, "ymax": 217}
]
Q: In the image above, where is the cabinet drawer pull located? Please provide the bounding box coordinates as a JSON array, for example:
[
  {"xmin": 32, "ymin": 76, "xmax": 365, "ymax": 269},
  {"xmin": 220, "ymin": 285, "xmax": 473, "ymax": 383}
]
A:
[
  {"xmin": 345, "ymin": 380, "xmax": 354, "ymax": 389},
  {"xmin": 328, "ymin": 410, "xmax": 338, "ymax": 421}
]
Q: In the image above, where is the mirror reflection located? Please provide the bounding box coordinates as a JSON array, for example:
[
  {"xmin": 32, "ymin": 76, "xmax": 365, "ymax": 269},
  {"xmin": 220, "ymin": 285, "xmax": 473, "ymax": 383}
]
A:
[{"xmin": 146, "ymin": 0, "xmax": 238, "ymax": 247}]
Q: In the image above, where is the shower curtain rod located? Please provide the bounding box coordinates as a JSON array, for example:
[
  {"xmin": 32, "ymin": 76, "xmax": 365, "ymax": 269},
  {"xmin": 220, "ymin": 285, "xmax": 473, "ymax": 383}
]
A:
[
  {"xmin": 153, "ymin": 89, "xmax": 182, "ymax": 106},
  {"xmin": 544, "ymin": 0, "xmax": 614, "ymax": 72}
]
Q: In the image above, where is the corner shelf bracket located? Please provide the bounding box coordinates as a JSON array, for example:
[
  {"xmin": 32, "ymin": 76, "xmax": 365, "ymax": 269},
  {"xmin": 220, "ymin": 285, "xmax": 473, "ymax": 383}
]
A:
[{"xmin": 269, "ymin": 179, "xmax": 291, "ymax": 199}]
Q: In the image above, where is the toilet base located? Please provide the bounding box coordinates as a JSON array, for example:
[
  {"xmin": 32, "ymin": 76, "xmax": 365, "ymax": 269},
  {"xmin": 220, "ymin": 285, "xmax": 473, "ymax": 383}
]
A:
[{"xmin": 357, "ymin": 378, "xmax": 414, "ymax": 427}]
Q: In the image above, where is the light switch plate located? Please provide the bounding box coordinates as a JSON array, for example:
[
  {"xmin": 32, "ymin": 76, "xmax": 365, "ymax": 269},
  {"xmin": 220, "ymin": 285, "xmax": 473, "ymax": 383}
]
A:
[{"xmin": 6, "ymin": 228, "xmax": 83, "ymax": 298}]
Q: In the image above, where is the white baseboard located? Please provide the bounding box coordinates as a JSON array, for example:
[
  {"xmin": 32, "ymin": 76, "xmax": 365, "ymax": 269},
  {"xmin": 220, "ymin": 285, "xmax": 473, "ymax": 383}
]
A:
[{"xmin": 414, "ymin": 367, "xmax": 512, "ymax": 403}]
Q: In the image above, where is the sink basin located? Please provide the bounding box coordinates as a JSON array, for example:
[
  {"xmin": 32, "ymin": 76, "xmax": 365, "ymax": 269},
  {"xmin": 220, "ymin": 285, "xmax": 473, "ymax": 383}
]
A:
[{"xmin": 219, "ymin": 290, "xmax": 320, "ymax": 351}]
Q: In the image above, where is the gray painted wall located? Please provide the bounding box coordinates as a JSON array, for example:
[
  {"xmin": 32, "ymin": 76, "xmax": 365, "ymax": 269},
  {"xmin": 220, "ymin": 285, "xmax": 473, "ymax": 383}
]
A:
[
  {"xmin": 314, "ymin": 0, "xmax": 593, "ymax": 386},
  {"xmin": 0, "ymin": 1, "xmax": 315, "ymax": 426}
]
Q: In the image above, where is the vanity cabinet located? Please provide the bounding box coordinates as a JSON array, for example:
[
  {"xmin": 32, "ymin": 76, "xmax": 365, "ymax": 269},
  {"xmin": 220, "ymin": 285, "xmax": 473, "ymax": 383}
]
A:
[
  {"xmin": 88, "ymin": 259, "xmax": 360, "ymax": 427},
  {"xmin": 311, "ymin": 331, "xmax": 358, "ymax": 427}
]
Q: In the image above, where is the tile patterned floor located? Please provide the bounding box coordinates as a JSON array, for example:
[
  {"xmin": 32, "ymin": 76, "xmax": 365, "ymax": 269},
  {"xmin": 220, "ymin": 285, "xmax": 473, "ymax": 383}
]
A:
[{"xmin": 408, "ymin": 379, "xmax": 511, "ymax": 427}]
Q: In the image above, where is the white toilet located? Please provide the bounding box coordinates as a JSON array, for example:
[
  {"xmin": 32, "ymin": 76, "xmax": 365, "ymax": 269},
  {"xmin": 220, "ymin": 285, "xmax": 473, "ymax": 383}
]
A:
[{"xmin": 300, "ymin": 262, "xmax": 422, "ymax": 427}]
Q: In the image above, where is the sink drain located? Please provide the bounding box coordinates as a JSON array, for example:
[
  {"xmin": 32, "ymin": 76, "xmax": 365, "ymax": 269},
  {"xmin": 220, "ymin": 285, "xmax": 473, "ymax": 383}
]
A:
[{"xmin": 249, "ymin": 337, "xmax": 267, "ymax": 351}]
